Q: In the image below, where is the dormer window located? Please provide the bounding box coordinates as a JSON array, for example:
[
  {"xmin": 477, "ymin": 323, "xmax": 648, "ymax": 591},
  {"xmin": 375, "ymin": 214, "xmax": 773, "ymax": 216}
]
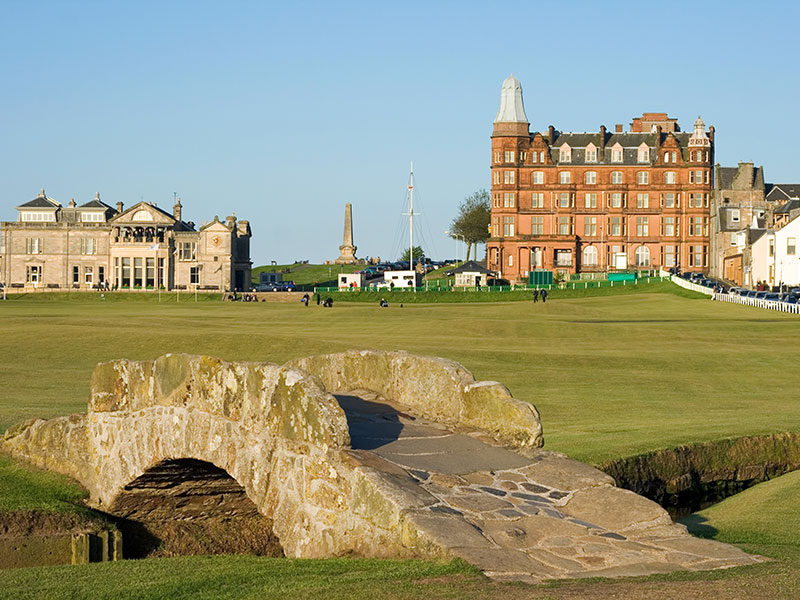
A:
[
  {"xmin": 559, "ymin": 145, "xmax": 571, "ymax": 163},
  {"xmin": 610, "ymin": 143, "xmax": 623, "ymax": 163},
  {"xmin": 637, "ymin": 143, "xmax": 650, "ymax": 163},
  {"xmin": 585, "ymin": 143, "xmax": 597, "ymax": 163}
]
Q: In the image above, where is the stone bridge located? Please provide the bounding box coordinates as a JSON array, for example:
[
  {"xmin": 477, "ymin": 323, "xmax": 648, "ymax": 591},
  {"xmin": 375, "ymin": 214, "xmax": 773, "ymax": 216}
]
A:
[{"xmin": 2, "ymin": 350, "xmax": 758, "ymax": 582}]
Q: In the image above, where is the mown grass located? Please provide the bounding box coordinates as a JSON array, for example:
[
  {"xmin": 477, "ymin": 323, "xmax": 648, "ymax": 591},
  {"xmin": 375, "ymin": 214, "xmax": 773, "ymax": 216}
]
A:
[
  {"xmin": 0, "ymin": 454, "xmax": 88, "ymax": 513},
  {"xmin": 1, "ymin": 288, "xmax": 798, "ymax": 465},
  {"xmin": 252, "ymin": 263, "xmax": 362, "ymax": 286},
  {"xmin": 2, "ymin": 289, "xmax": 800, "ymax": 598},
  {"xmin": 684, "ymin": 469, "xmax": 800, "ymax": 547},
  {"xmin": 0, "ymin": 557, "xmax": 484, "ymax": 600},
  {"xmin": 320, "ymin": 280, "xmax": 705, "ymax": 303}
]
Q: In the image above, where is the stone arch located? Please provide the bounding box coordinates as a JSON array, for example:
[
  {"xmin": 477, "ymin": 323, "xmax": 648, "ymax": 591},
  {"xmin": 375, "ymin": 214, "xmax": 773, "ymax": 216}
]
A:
[{"xmin": 106, "ymin": 457, "xmax": 281, "ymax": 558}]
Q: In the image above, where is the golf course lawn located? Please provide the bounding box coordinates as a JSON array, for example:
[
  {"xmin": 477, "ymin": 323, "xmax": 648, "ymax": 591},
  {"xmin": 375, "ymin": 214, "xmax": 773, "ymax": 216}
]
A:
[
  {"xmin": 2, "ymin": 289, "xmax": 800, "ymax": 598},
  {"xmin": 1, "ymin": 290, "xmax": 798, "ymax": 464}
]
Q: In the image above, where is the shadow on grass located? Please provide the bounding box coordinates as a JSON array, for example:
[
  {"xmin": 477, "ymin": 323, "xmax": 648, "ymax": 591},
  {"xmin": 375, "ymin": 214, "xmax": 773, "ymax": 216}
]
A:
[{"xmin": 681, "ymin": 514, "xmax": 719, "ymax": 539}]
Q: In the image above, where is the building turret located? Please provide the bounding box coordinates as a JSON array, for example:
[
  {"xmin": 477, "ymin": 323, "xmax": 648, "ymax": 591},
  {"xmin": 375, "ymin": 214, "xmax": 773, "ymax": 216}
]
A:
[
  {"xmin": 688, "ymin": 116, "xmax": 710, "ymax": 147},
  {"xmin": 493, "ymin": 74, "xmax": 529, "ymax": 136},
  {"xmin": 173, "ymin": 196, "xmax": 182, "ymax": 221}
]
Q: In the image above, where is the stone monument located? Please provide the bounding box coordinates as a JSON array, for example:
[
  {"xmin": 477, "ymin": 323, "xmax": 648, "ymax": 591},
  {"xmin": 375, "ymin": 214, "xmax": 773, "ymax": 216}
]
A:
[{"xmin": 335, "ymin": 203, "xmax": 358, "ymax": 264}]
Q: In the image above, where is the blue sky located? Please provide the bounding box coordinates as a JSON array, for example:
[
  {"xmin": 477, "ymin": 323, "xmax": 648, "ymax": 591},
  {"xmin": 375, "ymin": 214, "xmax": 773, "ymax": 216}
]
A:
[{"xmin": 2, "ymin": 1, "xmax": 798, "ymax": 264}]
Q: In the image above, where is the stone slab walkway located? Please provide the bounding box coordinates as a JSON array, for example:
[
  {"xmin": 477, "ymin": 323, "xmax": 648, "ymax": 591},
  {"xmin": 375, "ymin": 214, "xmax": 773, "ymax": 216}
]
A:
[{"xmin": 337, "ymin": 391, "xmax": 761, "ymax": 583}]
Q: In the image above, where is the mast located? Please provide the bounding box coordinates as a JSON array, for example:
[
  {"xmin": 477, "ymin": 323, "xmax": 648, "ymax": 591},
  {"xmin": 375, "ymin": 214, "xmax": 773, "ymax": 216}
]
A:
[{"xmin": 408, "ymin": 162, "xmax": 414, "ymax": 268}]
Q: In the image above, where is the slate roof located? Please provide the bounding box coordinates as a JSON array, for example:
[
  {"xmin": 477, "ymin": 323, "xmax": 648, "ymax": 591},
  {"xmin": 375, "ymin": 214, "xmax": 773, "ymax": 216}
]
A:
[
  {"xmin": 79, "ymin": 199, "xmax": 113, "ymax": 209},
  {"xmin": 17, "ymin": 196, "xmax": 60, "ymax": 209},
  {"xmin": 775, "ymin": 199, "xmax": 800, "ymax": 214},
  {"xmin": 445, "ymin": 260, "xmax": 496, "ymax": 275},
  {"xmin": 766, "ymin": 184, "xmax": 800, "ymax": 203},
  {"xmin": 749, "ymin": 229, "xmax": 767, "ymax": 245},
  {"xmin": 543, "ymin": 131, "xmax": 691, "ymax": 166}
]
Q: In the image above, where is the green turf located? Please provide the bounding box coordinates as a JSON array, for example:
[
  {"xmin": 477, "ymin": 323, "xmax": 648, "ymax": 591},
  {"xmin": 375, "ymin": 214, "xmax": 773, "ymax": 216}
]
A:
[
  {"xmin": 683, "ymin": 470, "xmax": 800, "ymax": 547},
  {"xmin": 0, "ymin": 454, "xmax": 88, "ymax": 513},
  {"xmin": 252, "ymin": 263, "xmax": 362, "ymax": 286},
  {"xmin": 0, "ymin": 556, "xmax": 484, "ymax": 600},
  {"xmin": 1, "ymin": 289, "xmax": 799, "ymax": 465},
  {"xmin": 317, "ymin": 280, "xmax": 705, "ymax": 302},
  {"xmin": 3, "ymin": 289, "xmax": 800, "ymax": 597}
]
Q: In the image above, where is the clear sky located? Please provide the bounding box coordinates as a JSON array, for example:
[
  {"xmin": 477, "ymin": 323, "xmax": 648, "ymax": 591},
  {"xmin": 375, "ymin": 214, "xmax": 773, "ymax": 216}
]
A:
[{"xmin": 2, "ymin": 0, "xmax": 798, "ymax": 265}]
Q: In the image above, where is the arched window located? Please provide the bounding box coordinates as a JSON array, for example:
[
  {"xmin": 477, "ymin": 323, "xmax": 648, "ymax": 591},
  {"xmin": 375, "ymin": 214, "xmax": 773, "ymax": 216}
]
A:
[
  {"xmin": 583, "ymin": 246, "xmax": 598, "ymax": 266},
  {"xmin": 635, "ymin": 245, "xmax": 650, "ymax": 266}
]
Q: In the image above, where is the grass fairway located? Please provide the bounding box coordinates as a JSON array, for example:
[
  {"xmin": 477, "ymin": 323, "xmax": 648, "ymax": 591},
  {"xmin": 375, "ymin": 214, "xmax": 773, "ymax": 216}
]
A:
[
  {"xmin": 1, "ymin": 290, "xmax": 800, "ymax": 464},
  {"xmin": 3, "ymin": 290, "xmax": 800, "ymax": 598}
]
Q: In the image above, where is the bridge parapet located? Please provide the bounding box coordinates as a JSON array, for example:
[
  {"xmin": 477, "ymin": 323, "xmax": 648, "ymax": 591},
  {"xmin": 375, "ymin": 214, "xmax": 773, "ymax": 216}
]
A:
[{"xmin": 287, "ymin": 350, "xmax": 543, "ymax": 449}]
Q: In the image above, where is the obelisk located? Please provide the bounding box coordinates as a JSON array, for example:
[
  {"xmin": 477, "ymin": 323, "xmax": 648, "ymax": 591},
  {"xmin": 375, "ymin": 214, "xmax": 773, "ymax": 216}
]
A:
[{"xmin": 335, "ymin": 203, "xmax": 358, "ymax": 264}]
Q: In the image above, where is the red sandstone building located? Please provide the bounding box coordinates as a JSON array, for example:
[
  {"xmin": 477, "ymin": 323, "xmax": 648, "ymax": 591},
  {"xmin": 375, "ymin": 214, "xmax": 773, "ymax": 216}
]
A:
[{"xmin": 487, "ymin": 75, "xmax": 713, "ymax": 281}]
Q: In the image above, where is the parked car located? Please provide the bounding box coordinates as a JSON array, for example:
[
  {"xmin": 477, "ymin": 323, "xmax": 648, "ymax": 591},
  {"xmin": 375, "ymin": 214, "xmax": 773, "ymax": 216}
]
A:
[
  {"xmin": 764, "ymin": 293, "xmax": 781, "ymax": 301},
  {"xmin": 281, "ymin": 281, "xmax": 296, "ymax": 291},
  {"xmin": 256, "ymin": 282, "xmax": 282, "ymax": 292},
  {"xmin": 783, "ymin": 295, "xmax": 799, "ymax": 304},
  {"xmin": 744, "ymin": 290, "xmax": 757, "ymax": 298},
  {"xmin": 728, "ymin": 287, "xmax": 745, "ymax": 296},
  {"xmin": 754, "ymin": 291, "xmax": 768, "ymax": 300}
]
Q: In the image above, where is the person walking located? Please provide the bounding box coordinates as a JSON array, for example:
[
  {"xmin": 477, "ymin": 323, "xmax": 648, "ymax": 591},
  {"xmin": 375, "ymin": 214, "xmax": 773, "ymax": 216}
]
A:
[
  {"xmin": 533, "ymin": 289, "xmax": 539, "ymax": 303},
  {"xmin": 540, "ymin": 288, "xmax": 548, "ymax": 303},
  {"xmin": 314, "ymin": 291, "xmax": 320, "ymax": 306}
]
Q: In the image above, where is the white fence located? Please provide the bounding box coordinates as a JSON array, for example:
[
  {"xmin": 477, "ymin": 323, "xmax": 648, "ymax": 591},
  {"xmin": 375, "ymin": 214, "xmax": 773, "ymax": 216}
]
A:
[
  {"xmin": 713, "ymin": 292, "xmax": 800, "ymax": 314},
  {"xmin": 668, "ymin": 274, "xmax": 714, "ymax": 296}
]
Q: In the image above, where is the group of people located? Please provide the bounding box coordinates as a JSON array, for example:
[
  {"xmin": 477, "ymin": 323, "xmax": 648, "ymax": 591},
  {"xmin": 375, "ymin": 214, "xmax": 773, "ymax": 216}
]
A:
[
  {"xmin": 532, "ymin": 289, "xmax": 548, "ymax": 303},
  {"xmin": 301, "ymin": 292, "xmax": 333, "ymax": 307}
]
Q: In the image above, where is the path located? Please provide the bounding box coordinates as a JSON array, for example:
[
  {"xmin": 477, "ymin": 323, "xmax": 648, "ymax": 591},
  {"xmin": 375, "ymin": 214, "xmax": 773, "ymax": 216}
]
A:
[{"xmin": 337, "ymin": 391, "xmax": 760, "ymax": 583}]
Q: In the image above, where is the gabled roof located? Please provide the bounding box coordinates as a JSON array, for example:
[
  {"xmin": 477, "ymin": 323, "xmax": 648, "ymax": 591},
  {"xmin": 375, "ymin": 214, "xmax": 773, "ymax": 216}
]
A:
[
  {"xmin": 17, "ymin": 192, "xmax": 60, "ymax": 209},
  {"xmin": 199, "ymin": 216, "xmax": 232, "ymax": 232},
  {"xmin": 110, "ymin": 201, "xmax": 177, "ymax": 225},
  {"xmin": 766, "ymin": 184, "xmax": 800, "ymax": 203},
  {"xmin": 445, "ymin": 260, "xmax": 496, "ymax": 275},
  {"xmin": 79, "ymin": 199, "xmax": 113, "ymax": 210}
]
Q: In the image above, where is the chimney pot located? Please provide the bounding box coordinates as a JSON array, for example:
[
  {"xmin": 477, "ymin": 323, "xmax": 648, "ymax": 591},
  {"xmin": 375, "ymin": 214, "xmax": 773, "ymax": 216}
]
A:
[{"xmin": 615, "ymin": 124, "xmax": 623, "ymax": 133}]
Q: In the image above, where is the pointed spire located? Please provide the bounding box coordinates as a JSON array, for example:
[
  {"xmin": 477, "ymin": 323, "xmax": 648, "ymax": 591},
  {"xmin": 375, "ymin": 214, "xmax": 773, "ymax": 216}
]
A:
[{"xmin": 494, "ymin": 74, "xmax": 528, "ymax": 124}]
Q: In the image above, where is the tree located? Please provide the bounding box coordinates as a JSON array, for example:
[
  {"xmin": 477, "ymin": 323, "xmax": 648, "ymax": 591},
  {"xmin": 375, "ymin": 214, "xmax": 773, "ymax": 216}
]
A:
[
  {"xmin": 398, "ymin": 246, "xmax": 425, "ymax": 263},
  {"xmin": 449, "ymin": 189, "xmax": 490, "ymax": 261}
]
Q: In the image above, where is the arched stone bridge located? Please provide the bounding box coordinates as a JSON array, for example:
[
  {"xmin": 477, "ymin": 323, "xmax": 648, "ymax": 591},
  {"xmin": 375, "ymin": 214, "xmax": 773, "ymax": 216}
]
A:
[{"xmin": 3, "ymin": 351, "xmax": 758, "ymax": 582}]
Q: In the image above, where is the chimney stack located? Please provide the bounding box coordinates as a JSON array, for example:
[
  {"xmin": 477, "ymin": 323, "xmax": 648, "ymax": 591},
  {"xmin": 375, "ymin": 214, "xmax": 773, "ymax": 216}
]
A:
[
  {"xmin": 547, "ymin": 125, "xmax": 555, "ymax": 141},
  {"xmin": 173, "ymin": 196, "xmax": 182, "ymax": 222},
  {"xmin": 600, "ymin": 125, "xmax": 606, "ymax": 152},
  {"xmin": 116, "ymin": 201, "xmax": 124, "ymax": 214},
  {"xmin": 615, "ymin": 124, "xmax": 623, "ymax": 133}
]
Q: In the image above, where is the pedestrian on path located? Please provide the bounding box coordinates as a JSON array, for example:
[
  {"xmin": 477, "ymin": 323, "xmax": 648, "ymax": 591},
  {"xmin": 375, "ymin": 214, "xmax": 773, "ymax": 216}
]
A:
[
  {"xmin": 533, "ymin": 289, "xmax": 539, "ymax": 303},
  {"xmin": 314, "ymin": 292, "xmax": 320, "ymax": 306},
  {"xmin": 540, "ymin": 289, "xmax": 548, "ymax": 303}
]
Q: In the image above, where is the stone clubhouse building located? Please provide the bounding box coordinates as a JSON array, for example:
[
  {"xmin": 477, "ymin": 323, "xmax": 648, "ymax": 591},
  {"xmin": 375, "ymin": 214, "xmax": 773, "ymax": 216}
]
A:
[
  {"xmin": 0, "ymin": 190, "xmax": 252, "ymax": 292},
  {"xmin": 488, "ymin": 75, "xmax": 714, "ymax": 281}
]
